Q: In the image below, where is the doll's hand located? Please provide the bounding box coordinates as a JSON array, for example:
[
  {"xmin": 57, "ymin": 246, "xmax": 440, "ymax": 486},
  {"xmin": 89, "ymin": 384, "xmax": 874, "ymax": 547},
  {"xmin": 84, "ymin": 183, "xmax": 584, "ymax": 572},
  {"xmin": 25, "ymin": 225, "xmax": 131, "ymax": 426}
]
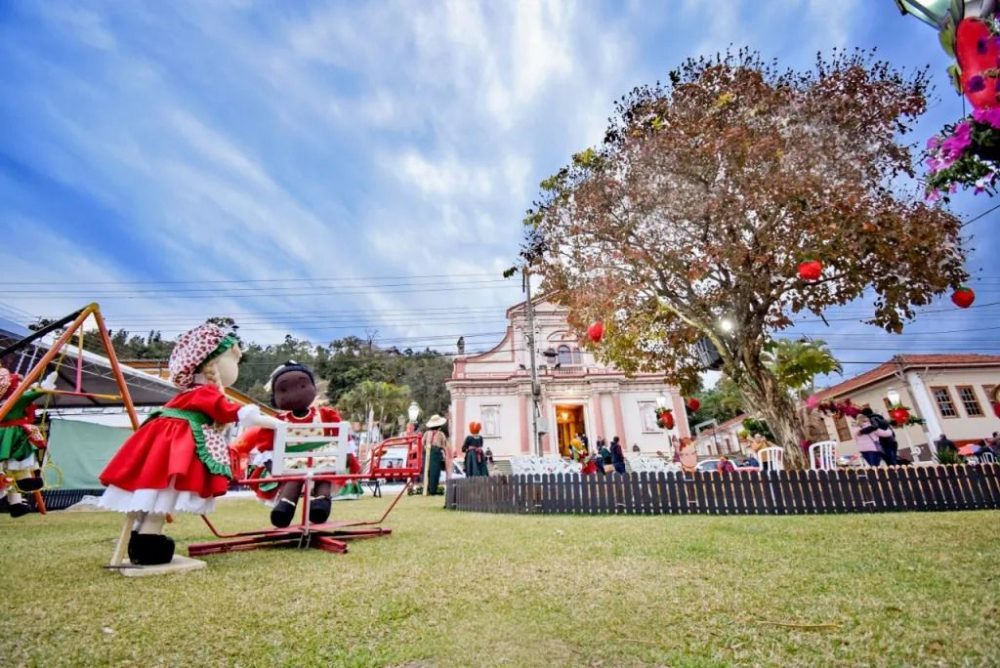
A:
[
  {"xmin": 40, "ymin": 372, "xmax": 59, "ymax": 391},
  {"xmin": 237, "ymin": 404, "xmax": 262, "ymax": 429},
  {"xmin": 256, "ymin": 416, "xmax": 284, "ymax": 430}
]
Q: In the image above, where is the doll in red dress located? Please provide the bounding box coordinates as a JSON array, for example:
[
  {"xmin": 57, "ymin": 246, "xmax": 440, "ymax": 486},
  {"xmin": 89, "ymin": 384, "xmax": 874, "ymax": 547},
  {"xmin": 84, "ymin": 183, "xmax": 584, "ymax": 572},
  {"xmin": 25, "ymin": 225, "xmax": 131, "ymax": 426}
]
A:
[
  {"xmin": 231, "ymin": 361, "xmax": 359, "ymax": 527},
  {"xmin": 98, "ymin": 323, "xmax": 277, "ymax": 565},
  {"xmin": 0, "ymin": 368, "xmax": 57, "ymax": 517}
]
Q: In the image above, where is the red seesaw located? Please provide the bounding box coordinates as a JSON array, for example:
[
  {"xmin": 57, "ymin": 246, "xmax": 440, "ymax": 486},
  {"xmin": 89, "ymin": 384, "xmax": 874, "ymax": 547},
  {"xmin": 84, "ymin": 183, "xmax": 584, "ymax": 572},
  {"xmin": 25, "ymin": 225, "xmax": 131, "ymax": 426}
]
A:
[{"xmin": 188, "ymin": 472, "xmax": 409, "ymax": 556}]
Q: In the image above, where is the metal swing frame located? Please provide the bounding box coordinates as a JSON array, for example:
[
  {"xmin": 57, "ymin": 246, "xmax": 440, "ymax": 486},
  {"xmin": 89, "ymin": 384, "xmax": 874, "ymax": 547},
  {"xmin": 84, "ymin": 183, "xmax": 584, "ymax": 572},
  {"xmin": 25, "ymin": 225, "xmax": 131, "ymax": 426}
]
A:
[{"xmin": 0, "ymin": 304, "xmax": 141, "ymax": 514}]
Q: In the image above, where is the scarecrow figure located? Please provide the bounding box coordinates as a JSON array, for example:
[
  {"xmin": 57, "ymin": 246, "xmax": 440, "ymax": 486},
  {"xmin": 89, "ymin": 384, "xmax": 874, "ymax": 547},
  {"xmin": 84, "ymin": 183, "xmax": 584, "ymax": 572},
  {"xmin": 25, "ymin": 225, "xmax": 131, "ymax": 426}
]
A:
[
  {"xmin": 0, "ymin": 368, "xmax": 57, "ymax": 517},
  {"xmin": 461, "ymin": 422, "xmax": 488, "ymax": 477},
  {"xmin": 98, "ymin": 323, "xmax": 275, "ymax": 565},
  {"xmin": 231, "ymin": 361, "xmax": 360, "ymax": 528},
  {"xmin": 422, "ymin": 414, "xmax": 449, "ymax": 495}
]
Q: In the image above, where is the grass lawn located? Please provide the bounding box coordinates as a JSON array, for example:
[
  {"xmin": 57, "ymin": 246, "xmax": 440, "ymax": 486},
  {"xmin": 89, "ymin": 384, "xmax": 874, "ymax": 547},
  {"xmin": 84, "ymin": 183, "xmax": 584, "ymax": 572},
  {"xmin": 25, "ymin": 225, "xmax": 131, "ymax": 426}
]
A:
[{"xmin": 1, "ymin": 493, "xmax": 998, "ymax": 667}]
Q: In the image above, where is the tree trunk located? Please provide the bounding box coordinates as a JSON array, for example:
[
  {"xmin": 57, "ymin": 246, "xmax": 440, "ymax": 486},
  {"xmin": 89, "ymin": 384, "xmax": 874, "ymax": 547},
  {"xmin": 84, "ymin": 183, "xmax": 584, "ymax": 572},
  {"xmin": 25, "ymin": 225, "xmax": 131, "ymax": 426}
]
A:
[{"xmin": 736, "ymin": 353, "xmax": 808, "ymax": 470}]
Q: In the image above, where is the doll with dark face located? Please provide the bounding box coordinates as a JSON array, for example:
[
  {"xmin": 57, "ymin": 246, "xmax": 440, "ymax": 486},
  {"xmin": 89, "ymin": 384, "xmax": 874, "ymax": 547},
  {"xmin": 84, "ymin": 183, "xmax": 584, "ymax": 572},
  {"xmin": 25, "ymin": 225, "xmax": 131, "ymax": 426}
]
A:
[{"xmin": 233, "ymin": 362, "xmax": 357, "ymax": 528}]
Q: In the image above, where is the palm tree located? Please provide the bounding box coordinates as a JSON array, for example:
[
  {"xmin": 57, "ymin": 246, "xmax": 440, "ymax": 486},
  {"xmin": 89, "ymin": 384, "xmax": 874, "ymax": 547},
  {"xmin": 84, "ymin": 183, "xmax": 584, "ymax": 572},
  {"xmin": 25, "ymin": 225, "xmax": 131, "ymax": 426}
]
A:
[
  {"xmin": 338, "ymin": 380, "xmax": 412, "ymax": 438},
  {"xmin": 762, "ymin": 339, "xmax": 842, "ymax": 399}
]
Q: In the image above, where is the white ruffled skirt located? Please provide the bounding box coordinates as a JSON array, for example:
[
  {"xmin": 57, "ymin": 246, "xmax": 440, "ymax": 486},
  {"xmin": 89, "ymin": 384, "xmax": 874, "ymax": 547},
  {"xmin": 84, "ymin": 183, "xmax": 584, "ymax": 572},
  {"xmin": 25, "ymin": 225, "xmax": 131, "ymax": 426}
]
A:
[{"xmin": 98, "ymin": 481, "xmax": 216, "ymax": 515}]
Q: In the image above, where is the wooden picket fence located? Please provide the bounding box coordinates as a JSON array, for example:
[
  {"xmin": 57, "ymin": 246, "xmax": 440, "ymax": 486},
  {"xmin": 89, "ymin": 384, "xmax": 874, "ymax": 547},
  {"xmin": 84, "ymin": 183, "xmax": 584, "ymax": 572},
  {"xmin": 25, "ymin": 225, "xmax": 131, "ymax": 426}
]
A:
[{"xmin": 446, "ymin": 464, "xmax": 1000, "ymax": 515}]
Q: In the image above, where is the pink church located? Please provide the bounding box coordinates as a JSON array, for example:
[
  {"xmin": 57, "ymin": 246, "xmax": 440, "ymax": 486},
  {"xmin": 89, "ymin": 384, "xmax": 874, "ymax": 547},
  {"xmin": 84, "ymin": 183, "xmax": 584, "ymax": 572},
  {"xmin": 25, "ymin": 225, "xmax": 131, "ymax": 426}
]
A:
[{"xmin": 447, "ymin": 300, "xmax": 690, "ymax": 459}]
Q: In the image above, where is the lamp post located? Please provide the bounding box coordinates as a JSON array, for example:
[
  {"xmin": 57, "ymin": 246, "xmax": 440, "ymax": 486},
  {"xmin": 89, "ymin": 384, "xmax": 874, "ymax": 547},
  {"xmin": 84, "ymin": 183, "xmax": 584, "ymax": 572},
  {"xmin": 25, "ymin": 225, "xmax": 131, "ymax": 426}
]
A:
[
  {"xmin": 407, "ymin": 401, "xmax": 420, "ymax": 435},
  {"xmin": 656, "ymin": 394, "xmax": 675, "ymax": 460},
  {"xmin": 893, "ymin": 0, "xmax": 955, "ymax": 28},
  {"xmin": 886, "ymin": 387, "xmax": 917, "ymax": 462},
  {"xmin": 886, "ymin": 388, "xmax": 901, "ymax": 407}
]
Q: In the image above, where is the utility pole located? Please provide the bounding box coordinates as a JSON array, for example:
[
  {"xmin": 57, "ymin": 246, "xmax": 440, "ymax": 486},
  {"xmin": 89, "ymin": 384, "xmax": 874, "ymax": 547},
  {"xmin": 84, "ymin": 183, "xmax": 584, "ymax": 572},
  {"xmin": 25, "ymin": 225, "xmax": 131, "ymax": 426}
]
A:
[{"xmin": 523, "ymin": 267, "xmax": 542, "ymax": 457}]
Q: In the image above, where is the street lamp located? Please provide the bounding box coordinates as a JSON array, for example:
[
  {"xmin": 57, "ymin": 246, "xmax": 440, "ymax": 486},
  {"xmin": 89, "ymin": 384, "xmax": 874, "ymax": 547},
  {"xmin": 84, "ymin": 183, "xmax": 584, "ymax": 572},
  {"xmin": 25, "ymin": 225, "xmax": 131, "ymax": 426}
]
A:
[
  {"xmin": 655, "ymin": 394, "xmax": 676, "ymax": 460},
  {"xmin": 407, "ymin": 401, "xmax": 420, "ymax": 435},
  {"xmin": 886, "ymin": 387, "xmax": 917, "ymax": 461},
  {"xmin": 893, "ymin": 0, "xmax": 954, "ymax": 28},
  {"xmin": 886, "ymin": 388, "xmax": 901, "ymax": 407}
]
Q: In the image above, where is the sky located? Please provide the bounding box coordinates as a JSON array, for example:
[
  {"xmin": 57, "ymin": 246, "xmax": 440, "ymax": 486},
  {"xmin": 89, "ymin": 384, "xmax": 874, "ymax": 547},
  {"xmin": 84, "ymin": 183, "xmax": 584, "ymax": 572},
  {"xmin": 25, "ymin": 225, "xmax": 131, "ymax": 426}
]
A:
[{"xmin": 1, "ymin": 0, "xmax": 998, "ymax": 384}]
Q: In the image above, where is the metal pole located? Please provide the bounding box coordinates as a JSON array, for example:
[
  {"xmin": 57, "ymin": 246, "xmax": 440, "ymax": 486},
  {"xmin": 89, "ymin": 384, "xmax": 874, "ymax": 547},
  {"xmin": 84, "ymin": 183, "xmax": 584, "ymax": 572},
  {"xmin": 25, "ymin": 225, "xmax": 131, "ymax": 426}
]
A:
[{"xmin": 524, "ymin": 268, "xmax": 541, "ymax": 457}]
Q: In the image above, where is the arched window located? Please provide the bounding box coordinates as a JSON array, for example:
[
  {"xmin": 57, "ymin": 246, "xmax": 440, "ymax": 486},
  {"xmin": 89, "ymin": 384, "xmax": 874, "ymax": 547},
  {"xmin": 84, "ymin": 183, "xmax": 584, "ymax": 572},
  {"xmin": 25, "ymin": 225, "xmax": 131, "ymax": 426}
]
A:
[
  {"xmin": 558, "ymin": 345, "xmax": 572, "ymax": 366},
  {"xmin": 572, "ymin": 347, "xmax": 583, "ymax": 365}
]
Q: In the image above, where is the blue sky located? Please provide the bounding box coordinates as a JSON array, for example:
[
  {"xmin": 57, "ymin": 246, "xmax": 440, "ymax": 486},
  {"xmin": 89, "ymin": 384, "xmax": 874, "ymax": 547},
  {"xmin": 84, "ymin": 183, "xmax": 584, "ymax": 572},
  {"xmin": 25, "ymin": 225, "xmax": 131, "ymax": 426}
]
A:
[{"xmin": 0, "ymin": 1, "xmax": 997, "ymax": 381}]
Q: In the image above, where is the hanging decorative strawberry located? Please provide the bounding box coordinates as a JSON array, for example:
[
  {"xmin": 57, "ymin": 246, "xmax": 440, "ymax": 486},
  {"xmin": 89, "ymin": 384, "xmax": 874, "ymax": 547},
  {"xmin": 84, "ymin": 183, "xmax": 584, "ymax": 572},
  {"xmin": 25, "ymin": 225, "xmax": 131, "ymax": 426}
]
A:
[
  {"xmin": 656, "ymin": 407, "xmax": 674, "ymax": 430},
  {"xmin": 797, "ymin": 260, "xmax": 822, "ymax": 281},
  {"xmin": 587, "ymin": 321, "xmax": 604, "ymax": 343},
  {"xmin": 686, "ymin": 397, "xmax": 700, "ymax": 412},
  {"xmin": 951, "ymin": 286, "xmax": 975, "ymax": 308},
  {"xmin": 889, "ymin": 406, "xmax": 910, "ymax": 426},
  {"xmin": 993, "ymin": 401, "xmax": 1000, "ymax": 419},
  {"xmin": 955, "ymin": 17, "xmax": 1000, "ymax": 110}
]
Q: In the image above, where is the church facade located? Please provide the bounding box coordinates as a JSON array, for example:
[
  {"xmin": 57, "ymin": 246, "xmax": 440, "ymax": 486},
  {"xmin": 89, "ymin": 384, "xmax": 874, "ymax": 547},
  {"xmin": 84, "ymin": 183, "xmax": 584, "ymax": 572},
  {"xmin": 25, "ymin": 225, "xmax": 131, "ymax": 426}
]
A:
[{"xmin": 446, "ymin": 300, "xmax": 690, "ymax": 459}]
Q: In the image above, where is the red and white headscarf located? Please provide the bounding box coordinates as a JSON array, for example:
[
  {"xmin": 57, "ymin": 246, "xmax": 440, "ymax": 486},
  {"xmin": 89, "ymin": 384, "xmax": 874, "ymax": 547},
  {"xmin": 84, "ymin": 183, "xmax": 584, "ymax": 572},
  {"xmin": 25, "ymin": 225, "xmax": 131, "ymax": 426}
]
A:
[{"xmin": 168, "ymin": 323, "xmax": 238, "ymax": 389}]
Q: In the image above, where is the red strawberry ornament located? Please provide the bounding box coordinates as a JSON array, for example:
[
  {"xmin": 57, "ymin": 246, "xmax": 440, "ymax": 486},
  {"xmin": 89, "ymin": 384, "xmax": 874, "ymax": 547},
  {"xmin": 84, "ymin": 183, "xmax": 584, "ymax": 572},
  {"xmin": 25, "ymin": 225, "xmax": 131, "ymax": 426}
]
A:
[
  {"xmin": 951, "ymin": 286, "xmax": 975, "ymax": 309},
  {"xmin": 587, "ymin": 321, "xmax": 604, "ymax": 343},
  {"xmin": 797, "ymin": 260, "xmax": 822, "ymax": 281},
  {"xmin": 955, "ymin": 18, "xmax": 1000, "ymax": 110},
  {"xmin": 686, "ymin": 397, "xmax": 701, "ymax": 412},
  {"xmin": 657, "ymin": 409, "xmax": 675, "ymax": 430},
  {"xmin": 889, "ymin": 407, "xmax": 910, "ymax": 426}
]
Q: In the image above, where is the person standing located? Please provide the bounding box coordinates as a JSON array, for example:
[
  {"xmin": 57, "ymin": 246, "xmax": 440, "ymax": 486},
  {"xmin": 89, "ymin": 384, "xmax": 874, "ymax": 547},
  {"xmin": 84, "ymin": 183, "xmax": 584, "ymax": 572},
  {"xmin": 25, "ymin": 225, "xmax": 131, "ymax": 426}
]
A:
[
  {"xmin": 597, "ymin": 438, "xmax": 612, "ymax": 473},
  {"xmin": 461, "ymin": 422, "xmax": 488, "ymax": 477},
  {"xmin": 861, "ymin": 408, "xmax": 899, "ymax": 466},
  {"xmin": 422, "ymin": 414, "xmax": 449, "ymax": 495},
  {"xmin": 853, "ymin": 414, "xmax": 892, "ymax": 467},
  {"xmin": 610, "ymin": 436, "xmax": 626, "ymax": 474}
]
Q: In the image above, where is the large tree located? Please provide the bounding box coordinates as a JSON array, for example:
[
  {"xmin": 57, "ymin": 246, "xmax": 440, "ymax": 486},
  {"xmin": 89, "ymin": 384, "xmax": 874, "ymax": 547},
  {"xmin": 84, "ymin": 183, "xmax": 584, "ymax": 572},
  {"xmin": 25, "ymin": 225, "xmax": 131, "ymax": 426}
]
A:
[{"xmin": 526, "ymin": 50, "xmax": 968, "ymax": 468}]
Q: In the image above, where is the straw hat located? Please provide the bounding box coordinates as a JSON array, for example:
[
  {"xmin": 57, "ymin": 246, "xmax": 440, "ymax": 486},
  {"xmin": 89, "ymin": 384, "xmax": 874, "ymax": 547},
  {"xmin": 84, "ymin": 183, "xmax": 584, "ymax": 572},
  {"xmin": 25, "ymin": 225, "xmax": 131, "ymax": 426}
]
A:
[{"xmin": 426, "ymin": 414, "xmax": 447, "ymax": 428}]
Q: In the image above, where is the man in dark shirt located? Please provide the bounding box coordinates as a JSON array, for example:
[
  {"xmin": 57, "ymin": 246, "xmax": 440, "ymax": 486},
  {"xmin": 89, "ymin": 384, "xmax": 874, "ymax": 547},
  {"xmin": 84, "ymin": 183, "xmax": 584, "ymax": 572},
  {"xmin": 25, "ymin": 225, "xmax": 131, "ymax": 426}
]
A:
[
  {"xmin": 610, "ymin": 436, "xmax": 626, "ymax": 474},
  {"xmin": 935, "ymin": 434, "xmax": 958, "ymax": 458}
]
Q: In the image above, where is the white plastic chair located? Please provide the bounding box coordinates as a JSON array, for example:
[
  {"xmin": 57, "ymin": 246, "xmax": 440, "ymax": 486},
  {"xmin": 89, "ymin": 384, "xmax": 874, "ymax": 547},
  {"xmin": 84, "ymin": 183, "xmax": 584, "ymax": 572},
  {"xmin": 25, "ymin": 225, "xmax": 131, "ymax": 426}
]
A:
[
  {"xmin": 757, "ymin": 446, "xmax": 784, "ymax": 472},
  {"xmin": 808, "ymin": 441, "xmax": 837, "ymax": 471},
  {"xmin": 981, "ymin": 451, "xmax": 997, "ymax": 464}
]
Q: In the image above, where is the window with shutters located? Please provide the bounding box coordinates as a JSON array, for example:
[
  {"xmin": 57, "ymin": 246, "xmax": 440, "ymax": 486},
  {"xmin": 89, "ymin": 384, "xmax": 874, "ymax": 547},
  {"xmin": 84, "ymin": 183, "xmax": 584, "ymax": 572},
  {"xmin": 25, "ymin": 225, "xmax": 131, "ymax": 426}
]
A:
[
  {"xmin": 956, "ymin": 386, "xmax": 984, "ymax": 417},
  {"xmin": 931, "ymin": 387, "xmax": 958, "ymax": 418}
]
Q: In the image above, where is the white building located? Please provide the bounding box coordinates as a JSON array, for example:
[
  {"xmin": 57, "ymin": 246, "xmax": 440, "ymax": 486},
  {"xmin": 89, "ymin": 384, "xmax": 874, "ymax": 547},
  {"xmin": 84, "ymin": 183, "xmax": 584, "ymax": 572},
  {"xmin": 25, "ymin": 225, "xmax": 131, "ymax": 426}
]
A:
[
  {"xmin": 692, "ymin": 414, "xmax": 748, "ymax": 457},
  {"xmin": 813, "ymin": 354, "xmax": 1000, "ymax": 460},
  {"xmin": 447, "ymin": 300, "xmax": 690, "ymax": 459}
]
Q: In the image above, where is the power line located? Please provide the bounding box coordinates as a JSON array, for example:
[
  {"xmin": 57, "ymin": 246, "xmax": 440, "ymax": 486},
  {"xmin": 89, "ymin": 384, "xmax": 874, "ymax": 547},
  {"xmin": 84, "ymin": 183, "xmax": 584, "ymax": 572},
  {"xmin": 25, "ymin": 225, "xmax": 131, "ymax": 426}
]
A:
[
  {"xmin": 0, "ymin": 271, "xmax": 504, "ymax": 287},
  {"xmin": 961, "ymin": 201, "xmax": 1000, "ymax": 228},
  {"xmin": 1, "ymin": 283, "xmax": 522, "ymax": 301}
]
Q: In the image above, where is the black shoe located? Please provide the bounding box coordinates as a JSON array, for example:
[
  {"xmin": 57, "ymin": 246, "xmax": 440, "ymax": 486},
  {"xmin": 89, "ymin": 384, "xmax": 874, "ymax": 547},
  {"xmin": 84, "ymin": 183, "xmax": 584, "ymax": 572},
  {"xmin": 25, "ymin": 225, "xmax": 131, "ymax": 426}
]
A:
[
  {"xmin": 127, "ymin": 531, "xmax": 139, "ymax": 563},
  {"xmin": 15, "ymin": 476, "xmax": 43, "ymax": 492},
  {"xmin": 270, "ymin": 498, "xmax": 297, "ymax": 528},
  {"xmin": 308, "ymin": 496, "xmax": 331, "ymax": 524},
  {"xmin": 8, "ymin": 502, "xmax": 31, "ymax": 518},
  {"xmin": 129, "ymin": 533, "xmax": 175, "ymax": 565}
]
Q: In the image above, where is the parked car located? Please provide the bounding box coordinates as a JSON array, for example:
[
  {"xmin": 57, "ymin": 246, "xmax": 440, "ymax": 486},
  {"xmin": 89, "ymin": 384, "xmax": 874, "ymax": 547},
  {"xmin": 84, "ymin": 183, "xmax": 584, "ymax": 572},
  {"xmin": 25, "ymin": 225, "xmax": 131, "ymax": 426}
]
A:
[{"xmin": 696, "ymin": 458, "xmax": 758, "ymax": 473}]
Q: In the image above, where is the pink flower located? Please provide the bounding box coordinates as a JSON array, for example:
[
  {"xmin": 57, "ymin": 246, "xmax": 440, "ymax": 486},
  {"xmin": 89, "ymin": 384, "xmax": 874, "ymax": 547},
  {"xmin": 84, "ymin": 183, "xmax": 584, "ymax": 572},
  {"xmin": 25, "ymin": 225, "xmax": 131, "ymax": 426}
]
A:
[
  {"xmin": 926, "ymin": 136, "xmax": 941, "ymax": 150},
  {"xmin": 939, "ymin": 121, "xmax": 973, "ymax": 161},
  {"xmin": 973, "ymin": 107, "xmax": 1000, "ymax": 129},
  {"xmin": 974, "ymin": 178, "xmax": 988, "ymax": 194},
  {"xmin": 925, "ymin": 189, "xmax": 942, "ymax": 203}
]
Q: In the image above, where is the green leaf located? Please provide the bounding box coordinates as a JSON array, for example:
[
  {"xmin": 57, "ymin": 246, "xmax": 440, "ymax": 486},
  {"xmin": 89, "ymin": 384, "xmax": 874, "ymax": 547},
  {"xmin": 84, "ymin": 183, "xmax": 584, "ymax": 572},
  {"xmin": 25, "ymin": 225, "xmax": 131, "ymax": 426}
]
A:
[
  {"xmin": 939, "ymin": 19, "xmax": 956, "ymax": 57},
  {"xmin": 948, "ymin": 64, "xmax": 962, "ymax": 93}
]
